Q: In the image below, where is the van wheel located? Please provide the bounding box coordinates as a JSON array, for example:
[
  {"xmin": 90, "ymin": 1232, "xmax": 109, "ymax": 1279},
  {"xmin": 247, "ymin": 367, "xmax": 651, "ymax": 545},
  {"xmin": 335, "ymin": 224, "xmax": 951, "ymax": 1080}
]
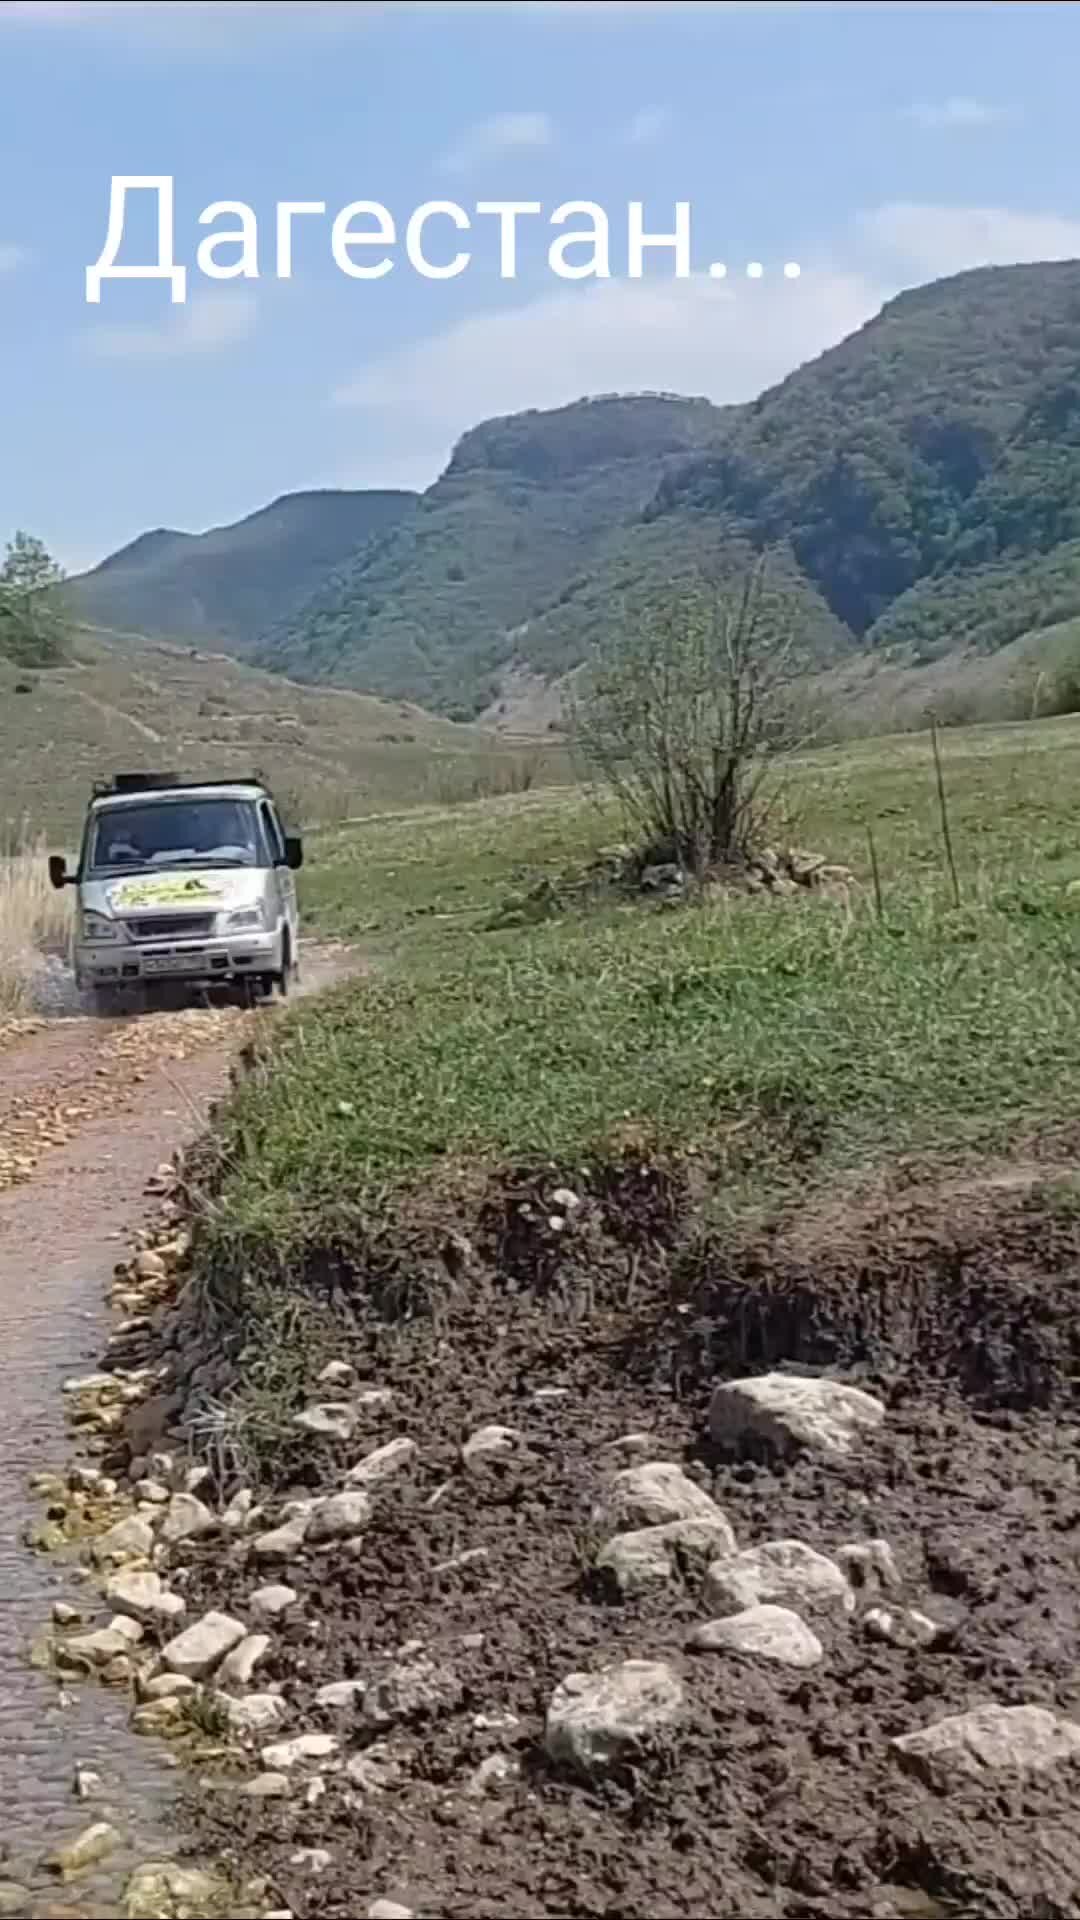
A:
[{"xmin": 274, "ymin": 933, "xmax": 294, "ymax": 998}]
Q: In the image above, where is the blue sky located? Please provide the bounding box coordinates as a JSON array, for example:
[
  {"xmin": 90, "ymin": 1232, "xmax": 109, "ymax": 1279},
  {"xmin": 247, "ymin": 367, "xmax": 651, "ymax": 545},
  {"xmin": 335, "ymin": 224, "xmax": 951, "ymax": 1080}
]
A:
[{"xmin": 1, "ymin": 0, "xmax": 1078, "ymax": 572}]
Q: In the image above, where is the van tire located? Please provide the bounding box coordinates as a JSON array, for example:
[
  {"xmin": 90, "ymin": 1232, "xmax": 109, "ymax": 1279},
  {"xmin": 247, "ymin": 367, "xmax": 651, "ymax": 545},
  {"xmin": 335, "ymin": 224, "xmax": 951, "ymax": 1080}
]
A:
[{"xmin": 272, "ymin": 930, "xmax": 293, "ymax": 998}]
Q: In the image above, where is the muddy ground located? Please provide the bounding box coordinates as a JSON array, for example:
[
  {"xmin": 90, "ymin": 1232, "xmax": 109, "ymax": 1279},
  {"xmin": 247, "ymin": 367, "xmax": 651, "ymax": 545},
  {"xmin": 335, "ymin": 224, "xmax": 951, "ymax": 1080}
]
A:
[{"xmin": 133, "ymin": 1162, "xmax": 1080, "ymax": 1920}]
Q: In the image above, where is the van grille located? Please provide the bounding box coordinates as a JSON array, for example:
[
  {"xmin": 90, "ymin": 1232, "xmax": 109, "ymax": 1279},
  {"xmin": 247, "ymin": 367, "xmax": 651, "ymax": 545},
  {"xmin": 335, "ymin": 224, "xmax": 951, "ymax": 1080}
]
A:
[{"xmin": 124, "ymin": 914, "xmax": 216, "ymax": 942}]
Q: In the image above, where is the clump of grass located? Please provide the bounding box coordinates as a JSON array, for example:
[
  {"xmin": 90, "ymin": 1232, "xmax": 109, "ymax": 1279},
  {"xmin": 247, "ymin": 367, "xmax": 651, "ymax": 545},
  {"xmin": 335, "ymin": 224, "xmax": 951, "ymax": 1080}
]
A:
[{"xmin": 0, "ymin": 825, "xmax": 71, "ymax": 1014}]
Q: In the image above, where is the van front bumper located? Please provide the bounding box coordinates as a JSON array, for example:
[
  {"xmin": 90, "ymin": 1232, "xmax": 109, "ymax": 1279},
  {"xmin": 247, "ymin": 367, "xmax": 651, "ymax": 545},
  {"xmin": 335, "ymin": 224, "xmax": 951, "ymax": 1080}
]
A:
[{"xmin": 75, "ymin": 933, "xmax": 279, "ymax": 987}]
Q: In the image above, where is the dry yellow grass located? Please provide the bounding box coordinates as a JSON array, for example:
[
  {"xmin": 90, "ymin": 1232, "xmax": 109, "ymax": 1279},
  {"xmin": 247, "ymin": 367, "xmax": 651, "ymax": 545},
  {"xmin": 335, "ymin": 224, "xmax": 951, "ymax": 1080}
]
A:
[{"xmin": 0, "ymin": 830, "xmax": 72, "ymax": 1015}]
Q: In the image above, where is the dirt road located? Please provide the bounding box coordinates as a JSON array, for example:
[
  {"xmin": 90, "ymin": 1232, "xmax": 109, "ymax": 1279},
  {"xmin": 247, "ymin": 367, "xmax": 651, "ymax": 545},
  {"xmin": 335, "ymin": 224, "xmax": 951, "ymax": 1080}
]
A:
[{"xmin": 0, "ymin": 952, "xmax": 353, "ymax": 1917}]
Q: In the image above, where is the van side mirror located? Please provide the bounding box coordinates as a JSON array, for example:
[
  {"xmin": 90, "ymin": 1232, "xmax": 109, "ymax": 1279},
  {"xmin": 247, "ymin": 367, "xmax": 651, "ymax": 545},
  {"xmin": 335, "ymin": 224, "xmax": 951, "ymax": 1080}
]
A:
[
  {"xmin": 48, "ymin": 854, "xmax": 71, "ymax": 891},
  {"xmin": 284, "ymin": 834, "xmax": 303, "ymax": 871}
]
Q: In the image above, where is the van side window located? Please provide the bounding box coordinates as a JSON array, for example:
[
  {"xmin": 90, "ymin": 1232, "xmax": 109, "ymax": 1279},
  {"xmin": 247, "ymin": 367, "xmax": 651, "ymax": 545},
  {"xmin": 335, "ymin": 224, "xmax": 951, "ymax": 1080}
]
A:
[{"xmin": 260, "ymin": 801, "xmax": 285, "ymax": 864}]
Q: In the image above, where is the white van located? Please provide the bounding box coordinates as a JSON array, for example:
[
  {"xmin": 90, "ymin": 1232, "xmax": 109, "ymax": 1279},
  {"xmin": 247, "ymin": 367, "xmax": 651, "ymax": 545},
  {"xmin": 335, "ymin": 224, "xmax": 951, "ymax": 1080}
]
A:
[{"xmin": 48, "ymin": 772, "xmax": 303, "ymax": 1009}]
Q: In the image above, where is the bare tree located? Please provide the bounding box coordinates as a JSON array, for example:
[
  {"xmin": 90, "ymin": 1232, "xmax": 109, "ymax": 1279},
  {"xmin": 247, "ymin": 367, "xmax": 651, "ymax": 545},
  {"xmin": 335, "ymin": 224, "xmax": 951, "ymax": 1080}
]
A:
[{"xmin": 566, "ymin": 554, "xmax": 809, "ymax": 874}]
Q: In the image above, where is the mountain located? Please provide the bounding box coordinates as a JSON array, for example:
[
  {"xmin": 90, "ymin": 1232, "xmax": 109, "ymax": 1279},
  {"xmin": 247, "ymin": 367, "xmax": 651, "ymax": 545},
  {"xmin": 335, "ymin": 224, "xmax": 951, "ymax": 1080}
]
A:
[
  {"xmin": 255, "ymin": 395, "xmax": 736, "ymax": 718},
  {"xmin": 69, "ymin": 489, "xmax": 418, "ymax": 655},
  {"xmin": 75, "ymin": 262, "xmax": 1080, "ymax": 725},
  {"xmin": 657, "ymin": 261, "xmax": 1080, "ymax": 656},
  {"xmin": 0, "ymin": 624, "xmax": 559, "ymax": 841},
  {"xmin": 258, "ymin": 261, "xmax": 1080, "ymax": 717}
]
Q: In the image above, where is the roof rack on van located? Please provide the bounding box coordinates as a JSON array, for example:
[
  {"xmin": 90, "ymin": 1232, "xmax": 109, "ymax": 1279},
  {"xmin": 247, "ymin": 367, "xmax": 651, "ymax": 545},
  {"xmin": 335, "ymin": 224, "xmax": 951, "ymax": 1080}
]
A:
[{"xmin": 92, "ymin": 772, "xmax": 268, "ymax": 798}]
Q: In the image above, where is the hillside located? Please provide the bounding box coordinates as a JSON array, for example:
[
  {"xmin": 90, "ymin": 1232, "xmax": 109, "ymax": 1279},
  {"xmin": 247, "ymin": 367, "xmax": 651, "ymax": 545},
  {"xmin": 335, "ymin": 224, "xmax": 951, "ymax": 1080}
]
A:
[
  {"xmin": 255, "ymin": 394, "xmax": 736, "ymax": 716},
  {"xmin": 75, "ymin": 262, "xmax": 1080, "ymax": 725},
  {"xmin": 261, "ymin": 264, "xmax": 1080, "ymax": 715},
  {"xmin": 69, "ymin": 488, "xmax": 417, "ymax": 655},
  {"xmin": 0, "ymin": 625, "xmax": 564, "ymax": 842}
]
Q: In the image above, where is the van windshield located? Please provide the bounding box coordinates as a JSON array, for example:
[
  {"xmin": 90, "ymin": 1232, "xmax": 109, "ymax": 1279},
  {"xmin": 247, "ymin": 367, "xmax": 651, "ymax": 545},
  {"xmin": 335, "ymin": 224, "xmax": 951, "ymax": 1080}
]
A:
[{"xmin": 87, "ymin": 798, "xmax": 262, "ymax": 875}]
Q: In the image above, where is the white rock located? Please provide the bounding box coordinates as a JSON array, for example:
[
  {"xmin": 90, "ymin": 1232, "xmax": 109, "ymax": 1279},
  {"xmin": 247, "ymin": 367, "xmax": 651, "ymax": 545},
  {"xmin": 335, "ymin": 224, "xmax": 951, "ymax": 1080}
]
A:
[
  {"xmin": 217, "ymin": 1691, "xmax": 288, "ymax": 1738},
  {"xmin": 261, "ymin": 1732, "xmax": 339, "ymax": 1769},
  {"xmin": 345, "ymin": 1437, "xmax": 418, "ymax": 1490},
  {"xmin": 63, "ymin": 1373, "xmax": 118, "ymax": 1397},
  {"xmin": 73, "ymin": 1764, "xmax": 103, "ymax": 1799},
  {"xmin": 142, "ymin": 1673, "xmax": 196, "ymax": 1700},
  {"xmin": 133, "ymin": 1480, "xmax": 170, "ymax": 1505},
  {"xmin": 369, "ymin": 1904, "xmax": 414, "ymax": 1920},
  {"xmin": 837, "ymin": 1539, "xmax": 902, "ymax": 1594},
  {"xmin": 345, "ymin": 1746, "xmax": 401, "ymax": 1793},
  {"xmin": 242, "ymin": 1771, "xmax": 290, "ymax": 1797},
  {"xmin": 703, "ymin": 1540, "xmax": 855, "ymax": 1617},
  {"xmin": 551, "ymin": 1187, "xmax": 581, "ymax": 1212},
  {"xmin": 147, "ymin": 1451, "xmax": 175, "ymax": 1482},
  {"xmin": 691, "ymin": 1604, "xmax": 824, "ymax": 1668},
  {"xmin": 184, "ymin": 1465, "xmax": 213, "ymax": 1496},
  {"xmin": 159, "ymin": 1492, "xmax": 217, "ymax": 1545},
  {"xmin": 63, "ymin": 1620, "xmax": 144, "ymax": 1667},
  {"xmin": 890, "ymin": 1705, "xmax": 1080, "ymax": 1788},
  {"xmin": 603, "ymin": 1433, "xmax": 656, "ymax": 1456},
  {"xmin": 316, "ymin": 1679, "xmax": 367, "ymax": 1710},
  {"xmin": 250, "ymin": 1584, "xmax": 299, "ymax": 1623},
  {"xmin": 219, "ymin": 1633, "xmax": 271, "ymax": 1686},
  {"xmin": 251, "ymin": 1515, "xmax": 310, "ymax": 1562},
  {"xmin": 105, "ymin": 1568, "xmax": 186, "ymax": 1626},
  {"xmin": 91, "ymin": 1516, "xmax": 155, "ymax": 1567},
  {"xmin": 293, "ymin": 1403, "xmax": 357, "ymax": 1440},
  {"xmin": 462, "ymin": 1425, "xmax": 521, "ymax": 1466},
  {"xmin": 307, "ymin": 1491, "xmax": 372, "ymax": 1543},
  {"xmin": 292, "ymin": 1848, "xmax": 332, "ymax": 1874},
  {"xmin": 864, "ymin": 1606, "xmax": 945, "ymax": 1650},
  {"xmin": 69, "ymin": 1464, "xmax": 108, "ymax": 1492},
  {"xmin": 597, "ymin": 1517, "xmax": 737, "ymax": 1595},
  {"xmin": 355, "ymin": 1388, "xmax": 395, "ymax": 1412},
  {"xmin": 53, "ymin": 1602, "xmax": 81, "ymax": 1627},
  {"xmin": 592, "ymin": 1461, "xmax": 722, "ymax": 1536},
  {"xmin": 222, "ymin": 1488, "xmax": 255, "ymax": 1531},
  {"xmin": 132, "ymin": 1697, "xmax": 187, "ymax": 1736},
  {"xmin": 46, "ymin": 1820, "xmax": 119, "ymax": 1877},
  {"xmin": 708, "ymin": 1373, "xmax": 885, "ymax": 1459},
  {"xmin": 318, "ymin": 1360, "xmax": 355, "ymax": 1387},
  {"xmin": 362, "ymin": 1659, "xmax": 462, "ymax": 1728},
  {"xmin": 122, "ymin": 1865, "xmax": 220, "ymax": 1915},
  {"xmin": 467, "ymin": 1752, "xmax": 519, "ymax": 1796},
  {"xmin": 545, "ymin": 1659, "xmax": 685, "ymax": 1777},
  {"xmin": 161, "ymin": 1611, "xmax": 247, "ymax": 1679}
]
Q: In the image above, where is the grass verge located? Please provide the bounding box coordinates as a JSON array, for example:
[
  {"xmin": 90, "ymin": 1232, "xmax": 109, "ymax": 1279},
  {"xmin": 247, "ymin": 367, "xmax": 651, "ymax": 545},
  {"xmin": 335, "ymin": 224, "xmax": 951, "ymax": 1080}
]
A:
[
  {"xmin": 0, "ymin": 828, "xmax": 71, "ymax": 1016},
  {"xmin": 187, "ymin": 711, "xmax": 1080, "ymax": 1263}
]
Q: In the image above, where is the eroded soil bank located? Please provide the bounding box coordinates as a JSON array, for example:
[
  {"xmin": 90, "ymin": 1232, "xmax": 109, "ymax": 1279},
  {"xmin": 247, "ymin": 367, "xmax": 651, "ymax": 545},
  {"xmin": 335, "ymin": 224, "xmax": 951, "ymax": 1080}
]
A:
[{"xmin": 52, "ymin": 1148, "xmax": 1080, "ymax": 1920}]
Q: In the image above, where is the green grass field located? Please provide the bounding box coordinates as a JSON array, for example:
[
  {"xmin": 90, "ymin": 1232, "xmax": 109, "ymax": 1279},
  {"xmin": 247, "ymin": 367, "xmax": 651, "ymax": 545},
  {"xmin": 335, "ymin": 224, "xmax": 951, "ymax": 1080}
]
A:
[{"xmin": 196, "ymin": 712, "xmax": 1080, "ymax": 1287}]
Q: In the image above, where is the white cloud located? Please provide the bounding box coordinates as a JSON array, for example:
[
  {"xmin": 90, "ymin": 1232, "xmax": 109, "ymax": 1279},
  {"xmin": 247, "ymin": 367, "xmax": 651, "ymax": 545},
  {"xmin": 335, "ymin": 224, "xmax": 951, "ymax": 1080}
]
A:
[
  {"xmin": 438, "ymin": 111, "xmax": 554, "ymax": 176},
  {"xmin": 334, "ymin": 267, "xmax": 879, "ymax": 444},
  {"xmin": 0, "ymin": 243, "xmax": 28, "ymax": 273},
  {"xmin": 82, "ymin": 289, "xmax": 257, "ymax": 359},
  {"xmin": 902, "ymin": 96, "xmax": 1018, "ymax": 130},
  {"xmin": 623, "ymin": 104, "xmax": 670, "ymax": 145},
  {"xmin": 858, "ymin": 203, "xmax": 1080, "ymax": 277},
  {"xmin": 328, "ymin": 196, "xmax": 1080, "ymax": 493}
]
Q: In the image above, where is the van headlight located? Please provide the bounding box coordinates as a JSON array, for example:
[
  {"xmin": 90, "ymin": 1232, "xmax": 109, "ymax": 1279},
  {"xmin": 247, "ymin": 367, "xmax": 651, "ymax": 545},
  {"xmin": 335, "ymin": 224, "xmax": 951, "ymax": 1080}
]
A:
[
  {"xmin": 80, "ymin": 910, "xmax": 119, "ymax": 943},
  {"xmin": 224, "ymin": 906, "xmax": 265, "ymax": 931}
]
